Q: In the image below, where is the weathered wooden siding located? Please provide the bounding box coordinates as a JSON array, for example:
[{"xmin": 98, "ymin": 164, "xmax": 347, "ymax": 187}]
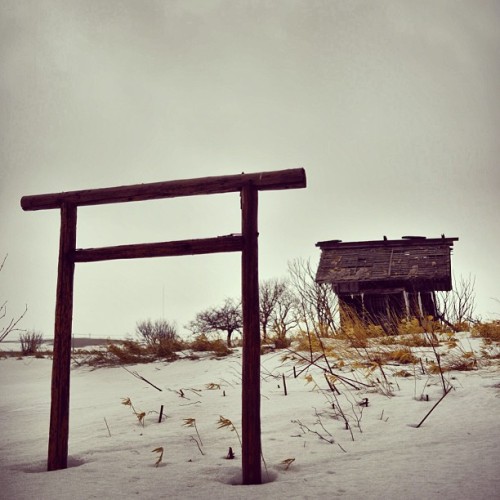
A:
[{"xmin": 316, "ymin": 237, "xmax": 458, "ymax": 293}]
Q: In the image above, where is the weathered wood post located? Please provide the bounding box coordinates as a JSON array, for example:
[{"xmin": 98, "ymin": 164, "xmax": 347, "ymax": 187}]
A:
[
  {"xmin": 241, "ymin": 183, "xmax": 261, "ymax": 485},
  {"xmin": 48, "ymin": 203, "xmax": 77, "ymax": 471}
]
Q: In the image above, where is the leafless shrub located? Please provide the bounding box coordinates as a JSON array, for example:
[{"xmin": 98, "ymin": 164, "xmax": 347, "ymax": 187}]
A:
[
  {"xmin": 435, "ymin": 274, "xmax": 477, "ymax": 330},
  {"xmin": 19, "ymin": 330, "xmax": 44, "ymax": 355},
  {"xmin": 136, "ymin": 318, "xmax": 178, "ymax": 345},
  {"xmin": 135, "ymin": 319, "xmax": 184, "ymax": 357}
]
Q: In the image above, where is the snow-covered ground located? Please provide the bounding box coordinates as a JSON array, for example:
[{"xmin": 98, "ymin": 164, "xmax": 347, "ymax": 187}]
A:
[{"xmin": 1, "ymin": 334, "xmax": 499, "ymax": 499}]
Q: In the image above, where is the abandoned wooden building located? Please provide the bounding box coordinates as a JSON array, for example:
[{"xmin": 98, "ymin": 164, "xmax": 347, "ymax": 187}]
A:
[{"xmin": 315, "ymin": 236, "xmax": 458, "ymax": 328}]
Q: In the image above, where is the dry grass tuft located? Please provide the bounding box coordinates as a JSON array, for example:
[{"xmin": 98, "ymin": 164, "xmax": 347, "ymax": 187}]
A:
[
  {"xmin": 293, "ymin": 331, "xmax": 332, "ymax": 353},
  {"xmin": 473, "ymin": 321, "xmax": 500, "ymax": 342},
  {"xmin": 78, "ymin": 339, "xmax": 178, "ymax": 366},
  {"xmin": 337, "ymin": 315, "xmax": 385, "ymax": 348},
  {"xmin": 378, "ymin": 347, "xmax": 419, "ymax": 365},
  {"xmin": 398, "ymin": 333, "xmax": 435, "ymax": 348},
  {"xmin": 189, "ymin": 334, "xmax": 231, "ymax": 356}
]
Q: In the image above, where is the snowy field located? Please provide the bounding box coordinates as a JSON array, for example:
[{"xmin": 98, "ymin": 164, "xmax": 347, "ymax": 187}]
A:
[{"xmin": 1, "ymin": 333, "xmax": 499, "ymax": 500}]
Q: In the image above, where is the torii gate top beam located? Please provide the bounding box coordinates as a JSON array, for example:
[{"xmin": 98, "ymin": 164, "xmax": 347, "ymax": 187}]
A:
[{"xmin": 21, "ymin": 168, "xmax": 306, "ymax": 211}]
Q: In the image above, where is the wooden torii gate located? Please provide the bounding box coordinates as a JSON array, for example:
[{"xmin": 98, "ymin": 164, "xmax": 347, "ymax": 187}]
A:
[{"xmin": 21, "ymin": 168, "xmax": 306, "ymax": 485}]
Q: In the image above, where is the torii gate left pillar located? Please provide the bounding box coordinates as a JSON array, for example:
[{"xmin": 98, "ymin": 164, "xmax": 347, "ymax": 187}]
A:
[{"xmin": 21, "ymin": 168, "xmax": 306, "ymax": 485}]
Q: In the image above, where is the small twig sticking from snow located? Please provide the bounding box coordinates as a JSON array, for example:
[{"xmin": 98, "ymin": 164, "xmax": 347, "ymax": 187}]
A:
[
  {"xmin": 424, "ymin": 332, "xmax": 449, "ymax": 395},
  {"xmin": 417, "ymin": 376, "xmax": 432, "ymax": 401},
  {"xmin": 282, "ymin": 374, "xmax": 288, "ymax": 396},
  {"xmin": 420, "ymin": 358, "xmax": 426, "ymax": 375},
  {"xmin": 167, "ymin": 388, "xmax": 190, "ymax": 399},
  {"xmin": 190, "ymin": 436, "xmax": 205, "ymax": 455},
  {"xmin": 183, "ymin": 418, "xmax": 203, "ymax": 446},
  {"xmin": 329, "ymin": 390, "xmax": 355, "ymax": 441},
  {"xmin": 152, "ymin": 447, "xmax": 164, "ymax": 467},
  {"xmin": 287, "ymin": 349, "xmax": 369, "ymax": 389},
  {"xmin": 103, "ymin": 417, "xmax": 111, "ymax": 437},
  {"xmin": 415, "ymin": 386, "xmax": 453, "ymax": 428},
  {"xmin": 281, "ymin": 458, "xmax": 295, "ymax": 470},
  {"xmin": 292, "ymin": 418, "xmax": 347, "ymax": 453},
  {"xmin": 121, "ymin": 366, "xmax": 162, "ymax": 391}
]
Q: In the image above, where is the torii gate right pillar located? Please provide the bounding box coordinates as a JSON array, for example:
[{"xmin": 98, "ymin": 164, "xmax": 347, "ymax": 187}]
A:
[{"xmin": 241, "ymin": 183, "xmax": 261, "ymax": 484}]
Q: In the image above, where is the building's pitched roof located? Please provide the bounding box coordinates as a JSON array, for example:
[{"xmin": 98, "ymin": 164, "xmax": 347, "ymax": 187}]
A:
[{"xmin": 315, "ymin": 236, "xmax": 458, "ymax": 293}]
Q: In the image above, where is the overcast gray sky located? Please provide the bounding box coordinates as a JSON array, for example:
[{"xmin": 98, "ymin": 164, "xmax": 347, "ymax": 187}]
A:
[{"xmin": 1, "ymin": 0, "xmax": 499, "ymax": 339}]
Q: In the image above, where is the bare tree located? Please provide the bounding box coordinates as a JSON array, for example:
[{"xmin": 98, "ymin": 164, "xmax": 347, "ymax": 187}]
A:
[
  {"xmin": 187, "ymin": 298, "xmax": 242, "ymax": 347},
  {"xmin": 435, "ymin": 274, "xmax": 477, "ymax": 330},
  {"xmin": 259, "ymin": 278, "xmax": 288, "ymax": 341},
  {"xmin": 0, "ymin": 255, "xmax": 28, "ymax": 342},
  {"xmin": 287, "ymin": 258, "xmax": 338, "ymax": 338},
  {"xmin": 136, "ymin": 318, "xmax": 179, "ymax": 346},
  {"xmin": 259, "ymin": 277, "xmax": 299, "ymax": 346},
  {"xmin": 271, "ymin": 285, "xmax": 299, "ymax": 347}
]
